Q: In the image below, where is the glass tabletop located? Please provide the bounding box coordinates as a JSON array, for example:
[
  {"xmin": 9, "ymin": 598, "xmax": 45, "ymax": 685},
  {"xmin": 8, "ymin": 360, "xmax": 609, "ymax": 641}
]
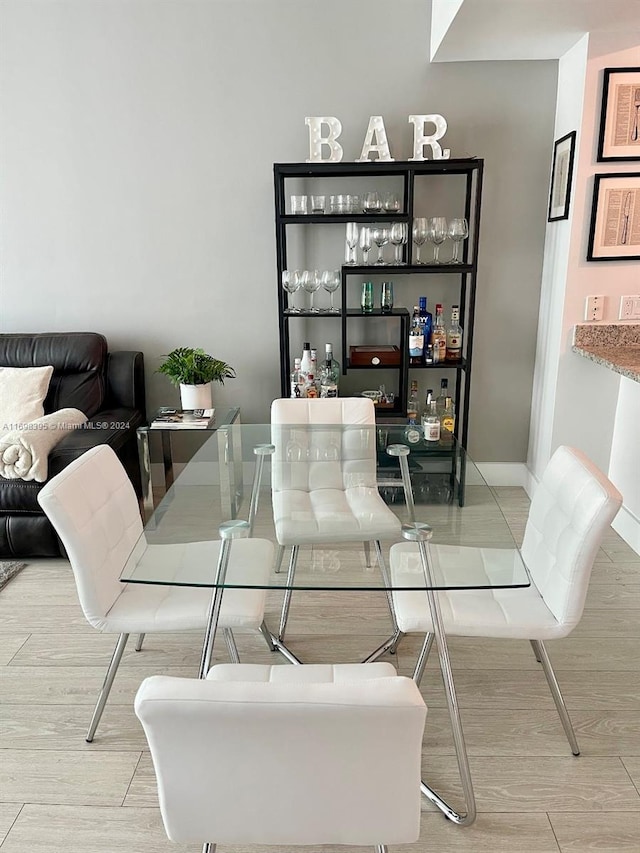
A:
[{"xmin": 121, "ymin": 422, "xmax": 530, "ymax": 592}]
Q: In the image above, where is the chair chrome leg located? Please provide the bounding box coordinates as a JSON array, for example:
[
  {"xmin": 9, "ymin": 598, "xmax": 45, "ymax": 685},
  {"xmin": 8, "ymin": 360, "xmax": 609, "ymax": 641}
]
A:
[
  {"xmin": 374, "ymin": 540, "xmax": 400, "ymax": 640},
  {"xmin": 413, "ymin": 632, "xmax": 434, "ymax": 686},
  {"xmin": 86, "ymin": 632, "xmax": 129, "ymax": 743},
  {"xmin": 362, "ymin": 630, "xmax": 402, "ymax": 664},
  {"xmin": 202, "ymin": 843, "xmax": 216, "ymax": 853},
  {"xmin": 223, "ymin": 628, "xmax": 240, "ymax": 663},
  {"xmin": 363, "ymin": 540, "xmax": 372, "ymax": 567},
  {"xmin": 134, "ymin": 633, "xmax": 145, "ymax": 652},
  {"xmin": 278, "ymin": 545, "xmax": 299, "ymax": 642},
  {"xmin": 274, "ymin": 544, "xmax": 285, "ymax": 573},
  {"xmin": 531, "ymin": 639, "xmax": 580, "ymax": 756},
  {"xmin": 375, "ymin": 846, "xmax": 388, "ymax": 853},
  {"xmin": 259, "ymin": 619, "xmax": 277, "ymax": 651}
]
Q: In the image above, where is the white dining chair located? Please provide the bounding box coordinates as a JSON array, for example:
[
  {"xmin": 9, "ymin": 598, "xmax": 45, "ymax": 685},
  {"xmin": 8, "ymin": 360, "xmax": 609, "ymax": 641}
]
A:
[
  {"xmin": 37, "ymin": 444, "xmax": 275, "ymax": 742},
  {"xmin": 271, "ymin": 397, "xmax": 401, "ymax": 642},
  {"xmin": 135, "ymin": 662, "xmax": 427, "ymax": 853},
  {"xmin": 390, "ymin": 445, "xmax": 622, "ymax": 755}
]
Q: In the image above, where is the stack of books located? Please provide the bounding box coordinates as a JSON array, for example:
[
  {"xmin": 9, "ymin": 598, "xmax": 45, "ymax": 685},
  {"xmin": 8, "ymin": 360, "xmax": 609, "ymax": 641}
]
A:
[{"xmin": 149, "ymin": 408, "xmax": 215, "ymax": 430}]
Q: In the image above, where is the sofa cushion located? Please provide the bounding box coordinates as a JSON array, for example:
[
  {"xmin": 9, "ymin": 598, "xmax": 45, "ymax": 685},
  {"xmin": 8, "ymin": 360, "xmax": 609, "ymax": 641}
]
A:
[
  {"xmin": 0, "ymin": 365, "xmax": 54, "ymax": 428},
  {"xmin": 0, "ymin": 333, "xmax": 108, "ymax": 418}
]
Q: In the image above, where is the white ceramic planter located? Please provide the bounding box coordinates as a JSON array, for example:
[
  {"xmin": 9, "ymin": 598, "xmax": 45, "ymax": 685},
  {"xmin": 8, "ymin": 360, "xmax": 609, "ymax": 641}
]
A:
[{"xmin": 179, "ymin": 382, "xmax": 213, "ymax": 411}]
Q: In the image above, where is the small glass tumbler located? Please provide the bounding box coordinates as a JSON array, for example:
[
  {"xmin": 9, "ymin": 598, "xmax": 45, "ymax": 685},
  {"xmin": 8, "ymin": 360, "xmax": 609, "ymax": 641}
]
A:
[
  {"xmin": 381, "ymin": 281, "xmax": 394, "ymax": 312},
  {"xmin": 310, "ymin": 195, "xmax": 325, "ymax": 214},
  {"xmin": 361, "ymin": 281, "xmax": 374, "ymax": 313},
  {"xmin": 291, "ymin": 195, "xmax": 307, "ymax": 215}
]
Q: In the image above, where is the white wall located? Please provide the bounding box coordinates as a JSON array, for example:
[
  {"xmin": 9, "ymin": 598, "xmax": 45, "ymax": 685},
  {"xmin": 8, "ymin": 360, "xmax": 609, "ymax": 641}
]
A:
[{"xmin": 0, "ymin": 0, "xmax": 557, "ymax": 462}]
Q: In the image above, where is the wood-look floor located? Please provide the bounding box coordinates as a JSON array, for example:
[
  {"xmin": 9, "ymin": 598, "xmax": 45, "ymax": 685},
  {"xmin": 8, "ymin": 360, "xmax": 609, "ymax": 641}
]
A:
[{"xmin": 1, "ymin": 487, "xmax": 640, "ymax": 852}]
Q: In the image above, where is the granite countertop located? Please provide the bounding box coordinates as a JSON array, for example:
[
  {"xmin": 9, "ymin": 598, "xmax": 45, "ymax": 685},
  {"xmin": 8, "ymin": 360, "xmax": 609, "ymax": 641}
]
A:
[{"xmin": 572, "ymin": 324, "xmax": 640, "ymax": 383}]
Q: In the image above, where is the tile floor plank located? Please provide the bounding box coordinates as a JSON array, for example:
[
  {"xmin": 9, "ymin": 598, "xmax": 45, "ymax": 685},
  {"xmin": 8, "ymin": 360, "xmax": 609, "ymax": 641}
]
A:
[
  {"xmin": 0, "ymin": 804, "xmax": 22, "ymax": 845},
  {"xmin": 548, "ymin": 812, "xmax": 640, "ymax": 851}
]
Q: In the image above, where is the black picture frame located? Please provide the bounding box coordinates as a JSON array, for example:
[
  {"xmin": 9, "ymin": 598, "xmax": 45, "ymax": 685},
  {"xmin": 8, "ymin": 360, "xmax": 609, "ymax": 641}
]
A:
[
  {"xmin": 587, "ymin": 172, "xmax": 640, "ymax": 261},
  {"xmin": 597, "ymin": 67, "xmax": 640, "ymax": 162},
  {"xmin": 548, "ymin": 130, "xmax": 576, "ymax": 222}
]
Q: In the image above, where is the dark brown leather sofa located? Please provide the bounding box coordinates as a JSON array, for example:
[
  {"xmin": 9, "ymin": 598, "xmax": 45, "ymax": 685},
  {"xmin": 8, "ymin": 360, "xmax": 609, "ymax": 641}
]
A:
[{"xmin": 0, "ymin": 332, "xmax": 145, "ymax": 557}]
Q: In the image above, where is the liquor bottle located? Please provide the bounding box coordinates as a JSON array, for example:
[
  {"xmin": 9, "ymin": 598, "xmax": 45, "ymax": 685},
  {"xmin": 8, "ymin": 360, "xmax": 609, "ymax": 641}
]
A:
[
  {"xmin": 446, "ymin": 305, "xmax": 463, "ymax": 363},
  {"xmin": 424, "ymin": 401, "xmax": 441, "ymax": 443},
  {"xmin": 406, "ymin": 379, "xmax": 419, "ymax": 422},
  {"xmin": 290, "ymin": 358, "xmax": 304, "ymax": 398},
  {"xmin": 440, "ymin": 395, "xmax": 456, "ymax": 444},
  {"xmin": 420, "ymin": 389, "xmax": 433, "ymax": 437},
  {"xmin": 408, "ymin": 306, "xmax": 424, "ymax": 366},
  {"xmin": 304, "ymin": 373, "xmax": 318, "ymax": 398},
  {"xmin": 436, "ymin": 378, "xmax": 449, "ymax": 417},
  {"xmin": 431, "ymin": 303, "xmax": 446, "ymax": 364},
  {"xmin": 418, "ymin": 297, "xmax": 433, "ymax": 362},
  {"xmin": 310, "ymin": 348, "xmax": 318, "ymax": 381},
  {"xmin": 300, "ymin": 342, "xmax": 313, "ymax": 380},
  {"xmin": 319, "ymin": 343, "xmax": 340, "ymax": 398}
]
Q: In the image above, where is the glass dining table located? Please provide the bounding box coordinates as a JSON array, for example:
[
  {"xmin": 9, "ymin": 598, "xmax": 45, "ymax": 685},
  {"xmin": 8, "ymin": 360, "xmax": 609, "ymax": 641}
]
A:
[{"xmin": 121, "ymin": 421, "xmax": 530, "ymax": 828}]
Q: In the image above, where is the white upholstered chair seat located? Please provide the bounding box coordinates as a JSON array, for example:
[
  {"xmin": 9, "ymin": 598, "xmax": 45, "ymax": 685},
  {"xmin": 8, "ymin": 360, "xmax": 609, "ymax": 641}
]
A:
[
  {"xmin": 135, "ymin": 662, "xmax": 427, "ymax": 850},
  {"xmin": 273, "ymin": 487, "xmax": 400, "ymax": 545}
]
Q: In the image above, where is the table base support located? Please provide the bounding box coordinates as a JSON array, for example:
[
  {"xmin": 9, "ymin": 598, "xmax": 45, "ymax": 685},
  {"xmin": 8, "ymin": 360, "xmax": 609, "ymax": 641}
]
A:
[
  {"xmin": 269, "ymin": 632, "xmax": 303, "ymax": 665},
  {"xmin": 361, "ymin": 629, "xmax": 403, "ymax": 663}
]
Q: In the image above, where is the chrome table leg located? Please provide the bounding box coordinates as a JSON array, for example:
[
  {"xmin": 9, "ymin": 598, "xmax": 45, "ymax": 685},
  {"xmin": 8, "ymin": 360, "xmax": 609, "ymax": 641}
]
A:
[
  {"xmin": 134, "ymin": 633, "xmax": 145, "ymax": 652},
  {"xmin": 278, "ymin": 544, "xmax": 299, "ymax": 642},
  {"xmin": 413, "ymin": 632, "xmax": 434, "ymax": 686}
]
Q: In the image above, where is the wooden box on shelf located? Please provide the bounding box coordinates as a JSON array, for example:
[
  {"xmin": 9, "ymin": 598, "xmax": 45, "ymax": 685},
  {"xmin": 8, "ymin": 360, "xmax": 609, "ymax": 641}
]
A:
[{"xmin": 349, "ymin": 345, "xmax": 401, "ymax": 366}]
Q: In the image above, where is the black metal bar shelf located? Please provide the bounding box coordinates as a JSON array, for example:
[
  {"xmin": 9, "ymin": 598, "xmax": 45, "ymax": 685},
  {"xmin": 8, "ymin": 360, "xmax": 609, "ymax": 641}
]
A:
[
  {"xmin": 274, "ymin": 159, "xmax": 481, "ymax": 179},
  {"xmin": 279, "ymin": 214, "xmax": 411, "ymax": 224},
  {"xmin": 409, "ymin": 359, "xmax": 467, "ymax": 370},
  {"xmin": 342, "ymin": 264, "xmax": 473, "ymax": 275},
  {"xmin": 345, "ymin": 307, "xmax": 409, "ymax": 317},
  {"xmin": 283, "ymin": 310, "xmax": 342, "ymax": 318}
]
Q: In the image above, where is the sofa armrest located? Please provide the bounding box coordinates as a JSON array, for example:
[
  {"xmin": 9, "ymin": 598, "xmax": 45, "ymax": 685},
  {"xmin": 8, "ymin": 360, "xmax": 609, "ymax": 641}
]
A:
[
  {"xmin": 106, "ymin": 351, "xmax": 146, "ymax": 418},
  {"xmin": 47, "ymin": 408, "xmax": 143, "ymax": 477}
]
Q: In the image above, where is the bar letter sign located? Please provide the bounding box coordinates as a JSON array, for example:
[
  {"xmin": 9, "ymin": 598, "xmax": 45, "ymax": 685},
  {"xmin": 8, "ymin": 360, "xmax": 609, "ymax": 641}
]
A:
[{"xmin": 305, "ymin": 114, "xmax": 450, "ymax": 162}]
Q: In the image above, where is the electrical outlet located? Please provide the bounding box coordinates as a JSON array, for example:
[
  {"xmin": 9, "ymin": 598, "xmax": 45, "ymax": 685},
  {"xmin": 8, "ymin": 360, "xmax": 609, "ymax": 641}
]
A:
[
  {"xmin": 619, "ymin": 295, "xmax": 640, "ymax": 320},
  {"xmin": 585, "ymin": 295, "xmax": 604, "ymax": 322}
]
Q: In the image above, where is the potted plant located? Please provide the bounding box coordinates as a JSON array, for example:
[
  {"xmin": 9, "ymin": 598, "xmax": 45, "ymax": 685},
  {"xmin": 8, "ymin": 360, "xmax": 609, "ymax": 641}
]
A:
[{"xmin": 157, "ymin": 347, "xmax": 235, "ymax": 410}]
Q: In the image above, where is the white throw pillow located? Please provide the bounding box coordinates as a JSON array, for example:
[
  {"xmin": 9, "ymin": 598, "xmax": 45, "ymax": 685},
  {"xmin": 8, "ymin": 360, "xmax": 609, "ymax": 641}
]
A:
[{"xmin": 0, "ymin": 365, "xmax": 54, "ymax": 431}]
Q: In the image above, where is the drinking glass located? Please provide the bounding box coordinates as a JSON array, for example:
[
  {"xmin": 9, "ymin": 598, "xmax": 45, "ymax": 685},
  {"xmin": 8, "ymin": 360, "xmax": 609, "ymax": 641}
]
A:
[
  {"xmin": 345, "ymin": 222, "xmax": 359, "ymax": 265},
  {"xmin": 363, "ymin": 191, "xmax": 382, "ymax": 213},
  {"xmin": 381, "ymin": 281, "xmax": 394, "ymax": 312},
  {"xmin": 322, "ymin": 269, "xmax": 341, "ymax": 313},
  {"xmin": 371, "ymin": 227, "xmax": 389, "ymax": 265},
  {"xmin": 359, "ymin": 226, "xmax": 372, "ymax": 264},
  {"xmin": 429, "ymin": 217, "xmax": 448, "ymax": 264},
  {"xmin": 390, "ymin": 223, "xmax": 407, "ymax": 264},
  {"xmin": 412, "ymin": 217, "xmax": 428, "ymax": 265},
  {"xmin": 448, "ymin": 218, "xmax": 469, "ymax": 263},
  {"xmin": 361, "ymin": 281, "xmax": 374, "ymax": 313},
  {"xmin": 302, "ymin": 269, "xmax": 321, "ymax": 312},
  {"xmin": 383, "ymin": 192, "xmax": 400, "ymax": 213},
  {"xmin": 282, "ymin": 269, "xmax": 301, "ymax": 313},
  {"xmin": 311, "ymin": 195, "xmax": 325, "ymax": 214},
  {"xmin": 291, "ymin": 195, "xmax": 307, "ymax": 215}
]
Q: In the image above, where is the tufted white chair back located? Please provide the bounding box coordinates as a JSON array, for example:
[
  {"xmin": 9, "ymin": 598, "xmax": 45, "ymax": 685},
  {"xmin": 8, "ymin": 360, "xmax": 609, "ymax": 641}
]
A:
[
  {"xmin": 521, "ymin": 446, "xmax": 622, "ymax": 632},
  {"xmin": 135, "ymin": 668, "xmax": 426, "ymax": 846},
  {"xmin": 271, "ymin": 397, "xmax": 378, "ymax": 493},
  {"xmin": 38, "ymin": 445, "xmax": 145, "ymax": 631}
]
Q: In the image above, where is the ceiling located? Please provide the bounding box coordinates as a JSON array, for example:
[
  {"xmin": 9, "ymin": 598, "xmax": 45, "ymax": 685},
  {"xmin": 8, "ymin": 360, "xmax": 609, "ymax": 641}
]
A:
[{"xmin": 431, "ymin": 0, "xmax": 640, "ymax": 62}]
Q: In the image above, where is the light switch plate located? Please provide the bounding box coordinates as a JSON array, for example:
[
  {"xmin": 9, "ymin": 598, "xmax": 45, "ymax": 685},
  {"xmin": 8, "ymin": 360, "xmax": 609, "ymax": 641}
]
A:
[
  {"xmin": 619, "ymin": 295, "xmax": 640, "ymax": 320},
  {"xmin": 585, "ymin": 295, "xmax": 604, "ymax": 322}
]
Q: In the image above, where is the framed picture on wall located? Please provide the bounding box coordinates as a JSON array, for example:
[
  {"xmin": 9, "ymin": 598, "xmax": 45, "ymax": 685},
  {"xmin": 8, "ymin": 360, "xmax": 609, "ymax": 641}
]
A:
[
  {"xmin": 548, "ymin": 130, "xmax": 577, "ymax": 221},
  {"xmin": 597, "ymin": 67, "xmax": 640, "ymax": 162},
  {"xmin": 587, "ymin": 173, "xmax": 640, "ymax": 261}
]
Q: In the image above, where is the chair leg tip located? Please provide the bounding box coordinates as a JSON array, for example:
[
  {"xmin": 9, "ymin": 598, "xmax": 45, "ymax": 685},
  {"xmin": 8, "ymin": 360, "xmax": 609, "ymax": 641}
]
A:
[
  {"xmin": 572, "ymin": 749, "xmax": 580, "ymax": 756},
  {"xmin": 85, "ymin": 737, "xmax": 94, "ymax": 743}
]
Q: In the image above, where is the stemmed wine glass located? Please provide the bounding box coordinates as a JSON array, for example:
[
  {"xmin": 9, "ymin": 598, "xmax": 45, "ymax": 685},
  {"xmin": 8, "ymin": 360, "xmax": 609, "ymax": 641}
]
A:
[
  {"xmin": 322, "ymin": 269, "xmax": 341, "ymax": 313},
  {"xmin": 390, "ymin": 223, "xmax": 407, "ymax": 265},
  {"xmin": 412, "ymin": 218, "xmax": 428, "ymax": 265},
  {"xmin": 448, "ymin": 218, "xmax": 469, "ymax": 263},
  {"xmin": 302, "ymin": 269, "xmax": 321, "ymax": 313},
  {"xmin": 345, "ymin": 222, "xmax": 359, "ymax": 265},
  {"xmin": 282, "ymin": 269, "xmax": 301, "ymax": 313},
  {"xmin": 428, "ymin": 217, "xmax": 448, "ymax": 264},
  {"xmin": 359, "ymin": 226, "xmax": 372, "ymax": 264},
  {"xmin": 371, "ymin": 227, "xmax": 389, "ymax": 265}
]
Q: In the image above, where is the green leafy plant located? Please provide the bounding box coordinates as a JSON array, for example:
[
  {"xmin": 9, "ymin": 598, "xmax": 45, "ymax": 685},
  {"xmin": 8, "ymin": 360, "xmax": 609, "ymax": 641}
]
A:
[{"xmin": 157, "ymin": 347, "xmax": 236, "ymax": 386}]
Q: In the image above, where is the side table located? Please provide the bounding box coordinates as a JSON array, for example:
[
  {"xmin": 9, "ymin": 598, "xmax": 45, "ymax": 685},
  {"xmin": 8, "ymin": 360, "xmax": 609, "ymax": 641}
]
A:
[{"xmin": 137, "ymin": 407, "xmax": 242, "ymax": 522}]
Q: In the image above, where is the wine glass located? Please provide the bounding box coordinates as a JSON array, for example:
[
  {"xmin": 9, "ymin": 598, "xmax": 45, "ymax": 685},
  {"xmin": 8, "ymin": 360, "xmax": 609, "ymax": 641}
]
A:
[
  {"xmin": 390, "ymin": 223, "xmax": 407, "ymax": 265},
  {"xmin": 302, "ymin": 269, "xmax": 321, "ymax": 313},
  {"xmin": 359, "ymin": 226, "xmax": 372, "ymax": 264},
  {"xmin": 363, "ymin": 191, "xmax": 382, "ymax": 213},
  {"xmin": 282, "ymin": 269, "xmax": 301, "ymax": 313},
  {"xmin": 345, "ymin": 222, "xmax": 359, "ymax": 265},
  {"xmin": 371, "ymin": 227, "xmax": 389, "ymax": 265},
  {"xmin": 412, "ymin": 217, "xmax": 428, "ymax": 265},
  {"xmin": 322, "ymin": 269, "xmax": 341, "ymax": 313},
  {"xmin": 428, "ymin": 217, "xmax": 448, "ymax": 264},
  {"xmin": 448, "ymin": 218, "xmax": 469, "ymax": 263}
]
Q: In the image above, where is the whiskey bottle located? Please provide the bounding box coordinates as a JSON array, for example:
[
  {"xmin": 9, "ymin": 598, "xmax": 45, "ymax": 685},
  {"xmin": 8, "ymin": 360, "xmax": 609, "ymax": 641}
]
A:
[
  {"xmin": 431, "ymin": 303, "xmax": 446, "ymax": 364},
  {"xmin": 436, "ymin": 378, "xmax": 449, "ymax": 417},
  {"xmin": 408, "ymin": 307, "xmax": 424, "ymax": 366},
  {"xmin": 290, "ymin": 358, "xmax": 304, "ymax": 398},
  {"xmin": 420, "ymin": 389, "xmax": 433, "ymax": 437},
  {"xmin": 446, "ymin": 305, "xmax": 463, "ymax": 363},
  {"xmin": 424, "ymin": 401, "xmax": 441, "ymax": 443},
  {"xmin": 406, "ymin": 379, "xmax": 419, "ymax": 422},
  {"xmin": 440, "ymin": 396, "xmax": 455, "ymax": 444}
]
